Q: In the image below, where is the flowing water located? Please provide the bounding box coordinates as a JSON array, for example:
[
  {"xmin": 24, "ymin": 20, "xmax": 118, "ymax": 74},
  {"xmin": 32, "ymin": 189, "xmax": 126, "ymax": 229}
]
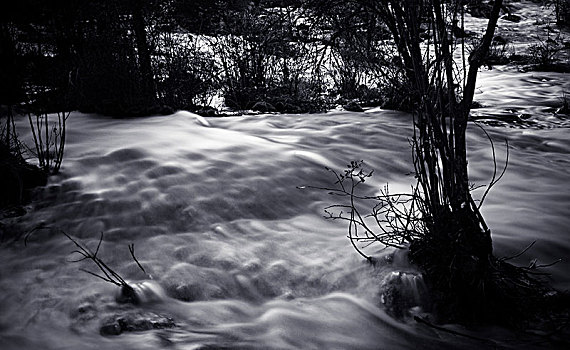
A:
[
  {"xmin": 2, "ymin": 4, "xmax": 570, "ymax": 346},
  {"xmin": 1, "ymin": 91, "xmax": 569, "ymax": 349}
]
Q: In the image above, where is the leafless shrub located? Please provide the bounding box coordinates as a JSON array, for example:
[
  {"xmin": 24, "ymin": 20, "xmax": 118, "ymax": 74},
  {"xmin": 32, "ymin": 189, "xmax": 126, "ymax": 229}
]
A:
[
  {"xmin": 1, "ymin": 107, "xmax": 24, "ymax": 159},
  {"xmin": 25, "ymin": 226, "xmax": 148, "ymax": 304},
  {"xmin": 210, "ymin": 4, "xmax": 332, "ymax": 112},
  {"xmin": 557, "ymin": 90, "xmax": 569, "ymax": 114},
  {"xmin": 529, "ymin": 31, "xmax": 566, "ymax": 66},
  {"xmin": 26, "ymin": 110, "xmax": 69, "ymax": 175},
  {"xmin": 302, "ymin": 161, "xmax": 425, "ymax": 260},
  {"xmin": 153, "ymin": 31, "xmax": 219, "ymax": 109}
]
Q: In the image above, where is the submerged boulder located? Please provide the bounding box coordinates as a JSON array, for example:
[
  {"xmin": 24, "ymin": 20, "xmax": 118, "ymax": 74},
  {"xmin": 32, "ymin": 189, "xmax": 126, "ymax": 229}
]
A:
[{"xmin": 100, "ymin": 311, "xmax": 175, "ymax": 336}]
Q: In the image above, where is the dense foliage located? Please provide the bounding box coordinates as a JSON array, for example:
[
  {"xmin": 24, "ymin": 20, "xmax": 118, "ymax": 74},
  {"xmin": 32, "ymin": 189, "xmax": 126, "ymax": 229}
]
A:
[{"xmin": 0, "ymin": 0, "xmax": 421, "ymax": 116}]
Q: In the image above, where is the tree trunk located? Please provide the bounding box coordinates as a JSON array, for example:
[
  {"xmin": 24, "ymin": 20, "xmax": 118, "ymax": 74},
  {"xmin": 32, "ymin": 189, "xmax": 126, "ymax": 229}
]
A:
[
  {"xmin": 370, "ymin": 0, "xmax": 504, "ymax": 322},
  {"xmin": 130, "ymin": 1, "xmax": 156, "ymax": 106}
]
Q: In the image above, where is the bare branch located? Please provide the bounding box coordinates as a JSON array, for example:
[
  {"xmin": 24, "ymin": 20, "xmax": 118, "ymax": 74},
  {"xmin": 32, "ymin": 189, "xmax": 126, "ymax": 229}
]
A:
[{"xmin": 129, "ymin": 243, "xmax": 148, "ymax": 275}]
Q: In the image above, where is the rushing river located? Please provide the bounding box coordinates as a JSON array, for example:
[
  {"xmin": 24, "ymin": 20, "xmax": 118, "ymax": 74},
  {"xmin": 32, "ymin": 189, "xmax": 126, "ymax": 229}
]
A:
[{"xmin": 1, "ymin": 67, "xmax": 569, "ymax": 348}]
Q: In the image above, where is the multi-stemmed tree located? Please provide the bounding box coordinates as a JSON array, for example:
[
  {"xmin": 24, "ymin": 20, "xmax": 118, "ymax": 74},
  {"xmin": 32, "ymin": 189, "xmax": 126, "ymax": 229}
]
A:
[
  {"xmin": 317, "ymin": 0, "xmax": 562, "ymax": 324},
  {"xmin": 372, "ymin": 0, "xmax": 505, "ymax": 322}
]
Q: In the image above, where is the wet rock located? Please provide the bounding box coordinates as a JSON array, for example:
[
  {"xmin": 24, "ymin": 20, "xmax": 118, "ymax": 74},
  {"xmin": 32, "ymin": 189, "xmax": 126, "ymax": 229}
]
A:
[
  {"xmin": 471, "ymin": 101, "xmax": 484, "ymax": 109},
  {"xmin": 501, "ymin": 14, "xmax": 521, "ymax": 22},
  {"xmin": 116, "ymin": 285, "xmax": 140, "ymax": 304},
  {"xmin": 509, "ymin": 53, "xmax": 531, "ymax": 64},
  {"xmin": 343, "ymin": 101, "xmax": 364, "ymax": 112},
  {"xmin": 380, "ymin": 271, "xmax": 427, "ymax": 319},
  {"xmin": 100, "ymin": 311, "xmax": 175, "ymax": 336},
  {"xmin": 275, "ymin": 101, "xmax": 301, "ymax": 113},
  {"xmin": 162, "ymin": 263, "xmax": 238, "ymax": 302},
  {"xmin": 195, "ymin": 106, "xmax": 219, "ymax": 117},
  {"xmin": 72, "ymin": 302, "xmax": 98, "ymax": 322},
  {"xmin": 252, "ymin": 101, "xmax": 276, "ymax": 113},
  {"xmin": 115, "ymin": 281, "xmax": 167, "ymax": 304},
  {"xmin": 519, "ymin": 113, "xmax": 532, "ymax": 120},
  {"xmin": 492, "ymin": 35, "xmax": 507, "ymax": 46},
  {"xmin": 169, "ymin": 283, "xmax": 204, "ymax": 302}
]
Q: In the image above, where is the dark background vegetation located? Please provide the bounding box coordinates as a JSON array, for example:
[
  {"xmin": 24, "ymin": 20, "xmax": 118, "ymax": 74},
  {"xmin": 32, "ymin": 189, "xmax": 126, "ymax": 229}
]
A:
[
  {"xmin": 1, "ymin": 0, "xmax": 567, "ymax": 117},
  {"xmin": 0, "ymin": 0, "xmax": 417, "ymax": 118}
]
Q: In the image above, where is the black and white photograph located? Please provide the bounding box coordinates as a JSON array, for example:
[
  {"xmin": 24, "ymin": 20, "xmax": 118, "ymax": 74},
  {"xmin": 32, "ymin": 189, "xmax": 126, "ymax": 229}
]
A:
[{"xmin": 1, "ymin": 0, "xmax": 569, "ymax": 349}]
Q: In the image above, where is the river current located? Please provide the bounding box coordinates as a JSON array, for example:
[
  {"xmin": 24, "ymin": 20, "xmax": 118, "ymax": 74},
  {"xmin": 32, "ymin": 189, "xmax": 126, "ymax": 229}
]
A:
[{"xmin": 1, "ymin": 66, "xmax": 569, "ymax": 349}]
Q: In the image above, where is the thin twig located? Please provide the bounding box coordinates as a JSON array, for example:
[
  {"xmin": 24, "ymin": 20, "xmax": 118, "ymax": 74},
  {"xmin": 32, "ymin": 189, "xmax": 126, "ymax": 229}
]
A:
[
  {"xmin": 500, "ymin": 241, "xmax": 536, "ymax": 262},
  {"xmin": 129, "ymin": 243, "xmax": 148, "ymax": 275},
  {"xmin": 24, "ymin": 225, "xmax": 147, "ymax": 288}
]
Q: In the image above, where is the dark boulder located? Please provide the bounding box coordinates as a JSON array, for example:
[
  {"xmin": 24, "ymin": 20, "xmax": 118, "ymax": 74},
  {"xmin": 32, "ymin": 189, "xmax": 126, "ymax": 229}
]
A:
[
  {"xmin": 343, "ymin": 101, "xmax": 364, "ymax": 112},
  {"xmin": 501, "ymin": 14, "xmax": 521, "ymax": 22},
  {"xmin": 252, "ymin": 101, "xmax": 277, "ymax": 113},
  {"xmin": 275, "ymin": 101, "xmax": 302, "ymax": 114},
  {"xmin": 195, "ymin": 106, "xmax": 219, "ymax": 117}
]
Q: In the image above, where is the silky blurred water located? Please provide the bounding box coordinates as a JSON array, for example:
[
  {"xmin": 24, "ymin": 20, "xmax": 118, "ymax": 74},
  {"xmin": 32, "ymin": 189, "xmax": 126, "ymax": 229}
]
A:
[
  {"xmin": 1, "ymin": 95, "xmax": 568, "ymax": 349},
  {"xmin": 2, "ymin": 1, "xmax": 570, "ymax": 346}
]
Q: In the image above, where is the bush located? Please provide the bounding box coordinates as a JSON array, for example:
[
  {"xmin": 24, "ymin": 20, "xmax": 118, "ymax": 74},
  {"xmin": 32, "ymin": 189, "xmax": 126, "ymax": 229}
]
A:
[
  {"xmin": 0, "ymin": 111, "xmax": 47, "ymax": 208},
  {"xmin": 26, "ymin": 110, "xmax": 68, "ymax": 175},
  {"xmin": 528, "ymin": 33, "xmax": 566, "ymax": 66},
  {"xmin": 153, "ymin": 32, "xmax": 219, "ymax": 110},
  {"xmin": 484, "ymin": 36, "xmax": 516, "ymax": 65},
  {"xmin": 211, "ymin": 4, "xmax": 332, "ymax": 113}
]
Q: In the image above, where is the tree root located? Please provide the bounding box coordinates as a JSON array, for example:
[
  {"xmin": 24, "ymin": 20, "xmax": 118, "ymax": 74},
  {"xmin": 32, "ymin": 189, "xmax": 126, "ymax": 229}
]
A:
[{"xmin": 410, "ymin": 227, "xmax": 569, "ymax": 335}]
